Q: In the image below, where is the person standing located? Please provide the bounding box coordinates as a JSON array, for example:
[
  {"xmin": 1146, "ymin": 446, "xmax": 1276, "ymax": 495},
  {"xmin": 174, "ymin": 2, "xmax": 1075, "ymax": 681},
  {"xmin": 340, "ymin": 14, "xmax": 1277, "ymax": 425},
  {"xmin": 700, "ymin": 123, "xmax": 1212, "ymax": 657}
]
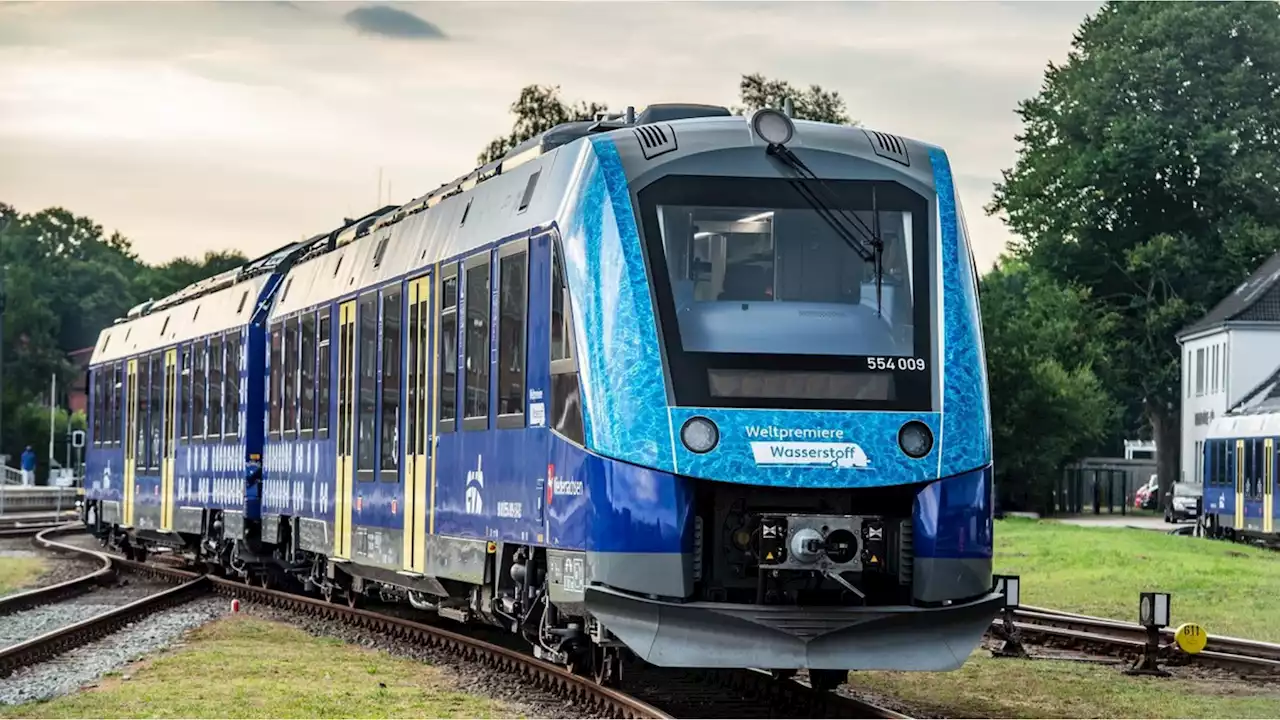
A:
[{"xmin": 20, "ymin": 445, "xmax": 35, "ymax": 486}]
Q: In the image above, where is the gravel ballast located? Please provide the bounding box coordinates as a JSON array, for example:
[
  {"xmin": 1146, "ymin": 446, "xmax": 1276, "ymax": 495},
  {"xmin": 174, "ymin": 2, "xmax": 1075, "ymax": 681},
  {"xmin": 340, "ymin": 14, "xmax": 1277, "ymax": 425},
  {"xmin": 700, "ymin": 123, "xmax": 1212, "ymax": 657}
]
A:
[{"xmin": 0, "ymin": 595, "xmax": 227, "ymax": 706}]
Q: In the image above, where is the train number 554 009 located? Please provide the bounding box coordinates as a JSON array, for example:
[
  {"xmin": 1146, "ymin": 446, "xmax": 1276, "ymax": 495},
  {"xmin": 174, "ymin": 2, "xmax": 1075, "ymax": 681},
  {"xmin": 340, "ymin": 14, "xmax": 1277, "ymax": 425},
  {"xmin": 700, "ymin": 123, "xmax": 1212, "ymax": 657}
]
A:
[{"xmin": 867, "ymin": 357, "xmax": 927, "ymax": 371}]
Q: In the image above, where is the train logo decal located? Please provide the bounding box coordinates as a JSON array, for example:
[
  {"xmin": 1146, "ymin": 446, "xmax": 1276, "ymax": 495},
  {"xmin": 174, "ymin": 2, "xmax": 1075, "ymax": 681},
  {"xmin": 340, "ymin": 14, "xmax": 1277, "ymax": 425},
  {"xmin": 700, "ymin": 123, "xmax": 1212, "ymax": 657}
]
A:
[
  {"xmin": 465, "ymin": 456, "xmax": 484, "ymax": 515},
  {"xmin": 545, "ymin": 464, "xmax": 584, "ymax": 505}
]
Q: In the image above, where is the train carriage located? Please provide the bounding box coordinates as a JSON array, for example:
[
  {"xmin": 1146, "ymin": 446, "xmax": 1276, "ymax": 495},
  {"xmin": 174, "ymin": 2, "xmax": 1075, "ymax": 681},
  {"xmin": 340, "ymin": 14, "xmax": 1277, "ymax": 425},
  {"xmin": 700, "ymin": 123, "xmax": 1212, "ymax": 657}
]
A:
[
  {"xmin": 85, "ymin": 103, "xmax": 1001, "ymax": 688},
  {"xmin": 1201, "ymin": 413, "xmax": 1280, "ymax": 543}
]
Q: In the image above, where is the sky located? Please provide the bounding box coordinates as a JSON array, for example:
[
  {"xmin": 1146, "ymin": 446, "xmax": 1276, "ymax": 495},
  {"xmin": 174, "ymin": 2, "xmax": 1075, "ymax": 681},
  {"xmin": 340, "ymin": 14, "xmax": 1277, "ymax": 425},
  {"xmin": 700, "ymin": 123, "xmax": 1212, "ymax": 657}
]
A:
[{"xmin": 0, "ymin": 0, "xmax": 1100, "ymax": 270}]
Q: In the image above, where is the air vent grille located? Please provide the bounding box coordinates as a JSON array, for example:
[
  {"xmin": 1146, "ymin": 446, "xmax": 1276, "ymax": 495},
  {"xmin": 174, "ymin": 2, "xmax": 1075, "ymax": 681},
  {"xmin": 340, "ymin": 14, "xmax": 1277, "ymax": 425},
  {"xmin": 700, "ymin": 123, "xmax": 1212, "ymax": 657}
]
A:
[
  {"xmin": 633, "ymin": 123, "xmax": 678, "ymax": 160},
  {"xmin": 864, "ymin": 129, "xmax": 910, "ymax": 167}
]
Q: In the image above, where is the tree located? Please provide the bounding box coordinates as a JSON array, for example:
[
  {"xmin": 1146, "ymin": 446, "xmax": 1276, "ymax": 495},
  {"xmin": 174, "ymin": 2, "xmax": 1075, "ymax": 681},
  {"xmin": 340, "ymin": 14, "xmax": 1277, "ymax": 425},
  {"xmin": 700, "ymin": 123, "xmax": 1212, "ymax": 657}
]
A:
[
  {"xmin": 987, "ymin": 1, "xmax": 1280, "ymax": 509},
  {"xmin": 477, "ymin": 85, "xmax": 609, "ymax": 165},
  {"xmin": 734, "ymin": 73, "xmax": 856, "ymax": 125},
  {"xmin": 478, "ymin": 74, "xmax": 856, "ymax": 164},
  {"xmin": 981, "ymin": 258, "xmax": 1117, "ymax": 513},
  {"xmin": 135, "ymin": 250, "xmax": 250, "ymax": 302}
]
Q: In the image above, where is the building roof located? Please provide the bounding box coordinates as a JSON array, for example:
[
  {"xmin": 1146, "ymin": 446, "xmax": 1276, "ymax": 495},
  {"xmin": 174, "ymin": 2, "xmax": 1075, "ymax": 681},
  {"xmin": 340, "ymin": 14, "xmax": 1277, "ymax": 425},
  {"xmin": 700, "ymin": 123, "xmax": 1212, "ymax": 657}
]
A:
[{"xmin": 1178, "ymin": 250, "xmax": 1280, "ymax": 339}]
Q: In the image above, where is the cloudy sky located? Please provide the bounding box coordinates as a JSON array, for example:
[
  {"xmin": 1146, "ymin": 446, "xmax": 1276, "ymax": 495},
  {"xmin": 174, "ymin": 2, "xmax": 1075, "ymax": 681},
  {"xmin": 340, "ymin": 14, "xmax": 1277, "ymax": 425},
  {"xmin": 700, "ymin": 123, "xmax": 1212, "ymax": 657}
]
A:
[{"xmin": 0, "ymin": 0, "xmax": 1099, "ymax": 269}]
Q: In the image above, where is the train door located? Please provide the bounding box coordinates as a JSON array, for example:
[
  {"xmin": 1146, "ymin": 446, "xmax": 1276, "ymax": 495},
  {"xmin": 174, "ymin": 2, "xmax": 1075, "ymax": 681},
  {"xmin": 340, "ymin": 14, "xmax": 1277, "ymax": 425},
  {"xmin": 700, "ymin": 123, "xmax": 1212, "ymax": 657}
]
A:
[
  {"xmin": 1235, "ymin": 439, "xmax": 1246, "ymax": 530},
  {"xmin": 123, "ymin": 359, "xmax": 138, "ymax": 527},
  {"xmin": 334, "ymin": 301, "xmax": 357, "ymax": 560},
  {"xmin": 403, "ymin": 275, "xmax": 431, "ymax": 574},
  {"xmin": 161, "ymin": 349, "xmax": 177, "ymax": 531},
  {"xmin": 1265, "ymin": 438, "xmax": 1274, "ymax": 534}
]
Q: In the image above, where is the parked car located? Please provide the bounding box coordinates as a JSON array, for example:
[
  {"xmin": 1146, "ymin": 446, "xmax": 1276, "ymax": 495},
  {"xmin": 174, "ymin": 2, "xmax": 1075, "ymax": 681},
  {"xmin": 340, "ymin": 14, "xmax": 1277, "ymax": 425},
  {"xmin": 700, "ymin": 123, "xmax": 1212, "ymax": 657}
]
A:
[{"xmin": 1166, "ymin": 482, "xmax": 1200, "ymax": 523}]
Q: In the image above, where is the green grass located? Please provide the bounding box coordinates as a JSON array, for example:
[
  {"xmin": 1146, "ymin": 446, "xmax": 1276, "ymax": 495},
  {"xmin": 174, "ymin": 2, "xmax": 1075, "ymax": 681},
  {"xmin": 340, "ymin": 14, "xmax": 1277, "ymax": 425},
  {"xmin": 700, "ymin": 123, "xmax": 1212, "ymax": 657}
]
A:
[
  {"xmin": 2, "ymin": 616, "xmax": 514, "ymax": 719},
  {"xmin": 0, "ymin": 556, "xmax": 45, "ymax": 596},
  {"xmin": 995, "ymin": 517, "xmax": 1280, "ymax": 641},
  {"xmin": 853, "ymin": 651, "xmax": 1280, "ymax": 718}
]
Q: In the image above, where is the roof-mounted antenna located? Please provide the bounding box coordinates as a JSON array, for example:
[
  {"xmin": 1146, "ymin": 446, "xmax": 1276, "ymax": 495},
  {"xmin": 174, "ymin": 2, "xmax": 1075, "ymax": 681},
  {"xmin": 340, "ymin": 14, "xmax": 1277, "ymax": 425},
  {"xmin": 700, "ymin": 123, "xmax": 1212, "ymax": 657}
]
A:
[
  {"xmin": 783, "ymin": 97, "xmax": 794, "ymax": 118},
  {"xmin": 624, "ymin": 106, "xmax": 635, "ymax": 124}
]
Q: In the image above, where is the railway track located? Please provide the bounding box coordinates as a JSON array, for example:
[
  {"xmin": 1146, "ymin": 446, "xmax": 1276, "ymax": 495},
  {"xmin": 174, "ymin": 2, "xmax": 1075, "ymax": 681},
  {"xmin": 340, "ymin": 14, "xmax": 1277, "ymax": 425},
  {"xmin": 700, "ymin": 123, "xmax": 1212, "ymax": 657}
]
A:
[
  {"xmin": 999, "ymin": 605, "xmax": 1280, "ymax": 673},
  {"xmin": 15, "ymin": 525, "xmax": 907, "ymax": 719}
]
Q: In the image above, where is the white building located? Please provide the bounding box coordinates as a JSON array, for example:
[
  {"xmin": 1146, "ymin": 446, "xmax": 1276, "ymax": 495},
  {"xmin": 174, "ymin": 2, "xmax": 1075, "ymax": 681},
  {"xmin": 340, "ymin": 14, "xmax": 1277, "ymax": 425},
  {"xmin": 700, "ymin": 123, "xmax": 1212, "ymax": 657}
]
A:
[{"xmin": 1177, "ymin": 252, "xmax": 1280, "ymax": 484}]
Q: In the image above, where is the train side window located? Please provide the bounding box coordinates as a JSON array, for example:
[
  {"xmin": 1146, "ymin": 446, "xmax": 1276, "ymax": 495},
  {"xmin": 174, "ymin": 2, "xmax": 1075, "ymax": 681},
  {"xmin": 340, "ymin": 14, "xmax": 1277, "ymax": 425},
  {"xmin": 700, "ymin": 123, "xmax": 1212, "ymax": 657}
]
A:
[
  {"xmin": 284, "ymin": 316, "xmax": 299, "ymax": 438},
  {"xmin": 178, "ymin": 346, "xmax": 190, "ymax": 441},
  {"xmin": 112, "ymin": 362, "xmax": 123, "ymax": 446},
  {"xmin": 407, "ymin": 289, "xmax": 420, "ymax": 457},
  {"xmin": 548, "ymin": 237, "xmax": 584, "ymax": 444},
  {"xmin": 149, "ymin": 352, "xmax": 163, "ymax": 468},
  {"xmin": 192, "ymin": 342, "xmax": 206, "ymax": 439},
  {"xmin": 357, "ymin": 294, "xmax": 378, "ymax": 477},
  {"xmin": 381, "ymin": 286, "xmax": 402, "ymax": 477},
  {"xmin": 301, "ymin": 313, "xmax": 316, "ymax": 435},
  {"xmin": 462, "ymin": 254, "xmax": 491, "ymax": 431},
  {"xmin": 269, "ymin": 323, "xmax": 282, "ymax": 438},
  {"xmin": 134, "ymin": 358, "xmax": 148, "ymax": 474},
  {"xmin": 317, "ymin": 312, "xmax": 331, "ymax": 439},
  {"xmin": 91, "ymin": 370, "xmax": 102, "ymax": 447},
  {"xmin": 438, "ymin": 265, "xmax": 459, "ymax": 433},
  {"xmin": 225, "ymin": 334, "xmax": 241, "ymax": 438},
  {"xmin": 209, "ymin": 337, "xmax": 224, "ymax": 439},
  {"xmin": 497, "ymin": 242, "xmax": 528, "ymax": 429}
]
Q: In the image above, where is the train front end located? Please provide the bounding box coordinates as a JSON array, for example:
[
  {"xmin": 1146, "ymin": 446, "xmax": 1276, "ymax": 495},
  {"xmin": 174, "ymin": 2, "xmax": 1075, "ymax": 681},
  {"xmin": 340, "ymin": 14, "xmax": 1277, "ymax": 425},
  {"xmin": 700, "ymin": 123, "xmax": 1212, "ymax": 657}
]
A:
[{"xmin": 552, "ymin": 106, "xmax": 1000, "ymax": 676}]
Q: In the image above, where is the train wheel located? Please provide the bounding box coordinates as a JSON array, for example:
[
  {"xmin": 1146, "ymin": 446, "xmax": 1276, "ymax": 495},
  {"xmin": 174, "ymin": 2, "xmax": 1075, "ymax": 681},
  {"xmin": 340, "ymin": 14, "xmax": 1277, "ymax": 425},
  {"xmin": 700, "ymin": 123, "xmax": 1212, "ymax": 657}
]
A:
[{"xmin": 808, "ymin": 669, "xmax": 847, "ymax": 692}]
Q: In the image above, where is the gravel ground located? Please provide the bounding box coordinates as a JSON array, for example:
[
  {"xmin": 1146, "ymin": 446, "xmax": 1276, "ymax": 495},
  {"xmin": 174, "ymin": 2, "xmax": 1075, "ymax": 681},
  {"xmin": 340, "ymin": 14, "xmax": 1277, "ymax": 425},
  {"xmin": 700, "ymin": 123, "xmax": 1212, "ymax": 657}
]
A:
[
  {"xmin": 0, "ymin": 578, "xmax": 175, "ymax": 649},
  {"xmin": 239, "ymin": 601, "xmax": 600, "ymax": 719},
  {"xmin": 0, "ymin": 595, "xmax": 227, "ymax": 706},
  {"xmin": 0, "ymin": 537, "xmax": 103, "ymax": 595}
]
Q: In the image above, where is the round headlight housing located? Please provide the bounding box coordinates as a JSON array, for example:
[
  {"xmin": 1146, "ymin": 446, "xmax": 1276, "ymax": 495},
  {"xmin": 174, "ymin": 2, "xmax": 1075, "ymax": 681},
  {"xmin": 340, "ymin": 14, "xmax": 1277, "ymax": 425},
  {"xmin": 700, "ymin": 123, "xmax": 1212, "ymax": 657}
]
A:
[
  {"xmin": 750, "ymin": 108, "xmax": 795, "ymax": 146},
  {"xmin": 680, "ymin": 416, "xmax": 720, "ymax": 454},
  {"xmin": 898, "ymin": 421, "xmax": 934, "ymax": 459}
]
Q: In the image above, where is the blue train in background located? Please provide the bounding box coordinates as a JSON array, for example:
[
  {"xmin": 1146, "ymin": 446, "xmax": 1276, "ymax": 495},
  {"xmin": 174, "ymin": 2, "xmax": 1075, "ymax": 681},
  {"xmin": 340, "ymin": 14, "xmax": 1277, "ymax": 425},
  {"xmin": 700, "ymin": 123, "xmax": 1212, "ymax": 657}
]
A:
[
  {"xmin": 82, "ymin": 103, "xmax": 1000, "ymax": 689},
  {"xmin": 1200, "ymin": 413, "xmax": 1279, "ymax": 545}
]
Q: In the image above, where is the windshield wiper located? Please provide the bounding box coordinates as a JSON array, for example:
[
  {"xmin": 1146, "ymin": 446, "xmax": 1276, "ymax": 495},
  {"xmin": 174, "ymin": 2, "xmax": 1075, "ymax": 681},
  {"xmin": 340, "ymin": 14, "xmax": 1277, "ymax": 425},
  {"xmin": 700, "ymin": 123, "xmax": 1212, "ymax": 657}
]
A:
[{"xmin": 765, "ymin": 144, "xmax": 888, "ymax": 317}]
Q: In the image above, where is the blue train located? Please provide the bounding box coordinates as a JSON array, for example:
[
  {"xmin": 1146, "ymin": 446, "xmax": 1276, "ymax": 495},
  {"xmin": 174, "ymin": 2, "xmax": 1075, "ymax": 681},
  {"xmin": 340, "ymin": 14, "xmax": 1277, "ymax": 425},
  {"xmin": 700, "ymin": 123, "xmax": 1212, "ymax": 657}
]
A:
[
  {"xmin": 82, "ymin": 103, "xmax": 1000, "ymax": 688},
  {"xmin": 1200, "ymin": 412, "xmax": 1279, "ymax": 544}
]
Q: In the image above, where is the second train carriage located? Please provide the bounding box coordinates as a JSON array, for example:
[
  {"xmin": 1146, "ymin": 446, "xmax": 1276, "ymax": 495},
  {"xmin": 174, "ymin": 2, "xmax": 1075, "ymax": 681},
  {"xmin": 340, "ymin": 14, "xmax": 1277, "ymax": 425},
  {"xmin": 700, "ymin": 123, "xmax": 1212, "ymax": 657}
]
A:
[
  {"xmin": 1200, "ymin": 413, "xmax": 1280, "ymax": 542},
  {"xmin": 84, "ymin": 103, "xmax": 1001, "ymax": 685}
]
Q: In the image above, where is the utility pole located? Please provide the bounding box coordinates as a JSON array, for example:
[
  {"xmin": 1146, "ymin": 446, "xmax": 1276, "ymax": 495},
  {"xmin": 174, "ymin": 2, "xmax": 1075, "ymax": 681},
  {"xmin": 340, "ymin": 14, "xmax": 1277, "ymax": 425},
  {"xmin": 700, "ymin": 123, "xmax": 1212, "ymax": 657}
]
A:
[{"xmin": 48, "ymin": 372, "xmax": 56, "ymax": 485}]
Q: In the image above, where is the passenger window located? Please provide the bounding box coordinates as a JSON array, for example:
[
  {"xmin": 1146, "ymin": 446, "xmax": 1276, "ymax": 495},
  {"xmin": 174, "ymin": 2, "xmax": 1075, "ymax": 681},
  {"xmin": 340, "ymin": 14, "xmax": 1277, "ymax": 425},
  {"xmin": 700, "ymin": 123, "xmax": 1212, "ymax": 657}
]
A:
[
  {"xmin": 134, "ymin": 360, "xmax": 148, "ymax": 474},
  {"xmin": 551, "ymin": 243, "xmax": 570, "ymax": 362},
  {"xmin": 301, "ymin": 313, "xmax": 316, "ymax": 434},
  {"xmin": 438, "ymin": 267, "xmax": 459, "ymax": 432},
  {"xmin": 191, "ymin": 345, "xmax": 205, "ymax": 440},
  {"xmin": 463, "ymin": 257, "xmax": 491, "ymax": 428},
  {"xmin": 225, "ymin": 335, "xmax": 241, "ymax": 437},
  {"xmin": 548, "ymin": 236, "xmax": 584, "ymax": 444},
  {"xmin": 412, "ymin": 281, "xmax": 431, "ymax": 454},
  {"xmin": 317, "ymin": 313, "xmax": 331, "ymax": 438},
  {"xmin": 357, "ymin": 294, "xmax": 378, "ymax": 475},
  {"xmin": 91, "ymin": 370, "xmax": 102, "ymax": 447},
  {"xmin": 149, "ymin": 353, "xmax": 163, "ymax": 467},
  {"xmin": 111, "ymin": 363, "xmax": 122, "ymax": 446},
  {"xmin": 269, "ymin": 324, "xmax": 282, "ymax": 437},
  {"xmin": 209, "ymin": 338, "xmax": 224, "ymax": 438},
  {"xmin": 497, "ymin": 246, "xmax": 527, "ymax": 426},
  {"xmin": 381, "ymin": 287, "xmax": 402, "ymax": 476},
  {"xmin": 407, "ymin": 290, "xmax": 420, "ymax": 457},
  {"xmin": 284, "ymin": 318, "xmax": 297, "ymax": 438}
]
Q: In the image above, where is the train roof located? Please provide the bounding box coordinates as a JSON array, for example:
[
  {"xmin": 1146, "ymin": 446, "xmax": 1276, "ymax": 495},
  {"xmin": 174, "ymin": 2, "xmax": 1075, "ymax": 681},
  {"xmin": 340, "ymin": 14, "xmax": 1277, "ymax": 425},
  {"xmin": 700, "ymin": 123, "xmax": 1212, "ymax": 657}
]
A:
[{"xmin": 1207, "ymin": 410, "xmax": 1280, "ymax": 439}]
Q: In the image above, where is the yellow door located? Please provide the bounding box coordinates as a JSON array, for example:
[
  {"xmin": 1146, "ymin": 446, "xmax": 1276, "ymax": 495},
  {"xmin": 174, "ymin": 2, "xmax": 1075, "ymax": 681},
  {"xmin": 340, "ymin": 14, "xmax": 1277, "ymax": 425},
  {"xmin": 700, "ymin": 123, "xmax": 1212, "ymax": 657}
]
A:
[
  {"xmin": 403, "ymin": 277, "xmax": 431, "ymax": 573},
  {"xmin": 1235, "ymin": 439, "xmax": 1246, "ymax": 530},
  {"xmin": 161, "ymin": 350, "xmax": 177, "ymax": 531},
  {"xmin": 123, "ymin": 359, "xmax": 138, "ymax": 528},
  {"xmin": 1265, "ymin": 439, "xmax": 1274, "ymax": 535},
  {"xmin": 334, "ymin": 302, "xmax": 357, "ymax": 560}
]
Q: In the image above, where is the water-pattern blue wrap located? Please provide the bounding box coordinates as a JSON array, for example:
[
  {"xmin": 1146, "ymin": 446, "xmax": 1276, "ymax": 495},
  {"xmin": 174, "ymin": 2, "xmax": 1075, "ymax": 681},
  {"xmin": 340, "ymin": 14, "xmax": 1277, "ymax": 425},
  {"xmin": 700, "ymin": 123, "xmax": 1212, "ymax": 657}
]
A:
[
  {"xmin": 557, "ymin": 137, "xmax": 675, "ymax": 471},
  {"xmin": 929, "ymin": 148, "xmax": 992, "ymax": 475}
]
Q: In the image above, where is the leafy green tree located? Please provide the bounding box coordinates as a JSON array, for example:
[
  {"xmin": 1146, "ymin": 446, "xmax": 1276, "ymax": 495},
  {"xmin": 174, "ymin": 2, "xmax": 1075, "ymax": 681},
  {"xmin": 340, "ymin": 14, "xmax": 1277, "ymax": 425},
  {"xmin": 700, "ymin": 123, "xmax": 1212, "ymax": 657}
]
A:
[
  {"xmin": 981, "ymin": 258, "xmax": 1118, "ymax": 513},
  {"xmin": 478, "ymin": 74, "xmax": 856, "ymax": 164},
  {"xmin": 477, "ymin": 85, "xmax": 609, "ymax": 165},
  {"xmin": 987, "ymin": 1, "xmax": 1280, "ymax": 508},
  {"xmin": 734, "ymin": 73, "xmax": 855, "ymax": 125},
  {"xmin": 135, "ymin": 250, "xmax": 249, "ymax": 302}
]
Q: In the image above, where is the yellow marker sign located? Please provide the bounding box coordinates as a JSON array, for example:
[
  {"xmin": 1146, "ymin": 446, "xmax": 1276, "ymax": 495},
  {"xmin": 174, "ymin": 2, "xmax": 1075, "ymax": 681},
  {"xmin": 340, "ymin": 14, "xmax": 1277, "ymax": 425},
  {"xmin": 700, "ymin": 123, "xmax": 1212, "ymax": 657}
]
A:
[
  {"xmin": 765, "ymin": 552, "xmax": 775, "ymax": 561},
  {"xmin": 1174, "ymin": 622, "xmax": 1208, "ymax": 655}
]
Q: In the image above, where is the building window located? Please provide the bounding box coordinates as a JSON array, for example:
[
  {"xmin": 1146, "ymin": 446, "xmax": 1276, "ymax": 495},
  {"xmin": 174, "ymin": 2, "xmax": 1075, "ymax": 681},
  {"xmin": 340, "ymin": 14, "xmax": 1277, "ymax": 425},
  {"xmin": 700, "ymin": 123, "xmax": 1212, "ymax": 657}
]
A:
[
  {"xmin": 357, "ymin": 294, "xmax": 378, "ymax": 474},
  {"xmin": 463, "ymin": 256, "xmax": 491, "ymax": 427},
  {"xmin": 1195, "ymin": 348, "xmax": 1205, "ymax": 396},
  {"xmin": 380, "ymin": 287, "xmax": 402, "ymax": 475}
]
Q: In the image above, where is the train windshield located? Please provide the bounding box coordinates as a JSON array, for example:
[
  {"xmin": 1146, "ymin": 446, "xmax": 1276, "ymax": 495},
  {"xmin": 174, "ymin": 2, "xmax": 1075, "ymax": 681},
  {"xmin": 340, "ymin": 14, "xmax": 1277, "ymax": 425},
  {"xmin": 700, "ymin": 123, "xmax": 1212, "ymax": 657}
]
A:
[
  {"xmin": 638, "ymin": 174, "xmax": 933, "ymax": 411},
  {"xmin": 643, "ymin": 176, "xmax": 929, "ymax": 358}
]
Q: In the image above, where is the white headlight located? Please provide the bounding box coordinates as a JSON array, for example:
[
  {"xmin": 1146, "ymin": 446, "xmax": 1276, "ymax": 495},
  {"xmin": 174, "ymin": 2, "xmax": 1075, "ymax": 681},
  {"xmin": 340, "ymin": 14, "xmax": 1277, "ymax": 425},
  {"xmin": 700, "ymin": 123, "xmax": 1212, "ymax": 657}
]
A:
[
  {"xmin": 750, "ymin": 108, "xmax": 795, "ymax": 146},
  {"xmin": 680, "ymin": 416, "xmax": 720, "ymax": 454},
  {"xmin": 898, "ymin": 421, "xmax": 934, "ymax": 459}
]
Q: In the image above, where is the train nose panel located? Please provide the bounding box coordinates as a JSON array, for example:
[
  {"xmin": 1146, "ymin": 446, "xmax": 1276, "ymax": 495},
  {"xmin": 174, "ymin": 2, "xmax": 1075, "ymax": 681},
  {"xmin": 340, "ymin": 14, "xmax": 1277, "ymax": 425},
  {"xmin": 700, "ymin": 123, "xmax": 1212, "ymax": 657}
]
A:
[{"xmin": 585, "ymin": 585, "xmax": 1003, "ymax": 671}]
